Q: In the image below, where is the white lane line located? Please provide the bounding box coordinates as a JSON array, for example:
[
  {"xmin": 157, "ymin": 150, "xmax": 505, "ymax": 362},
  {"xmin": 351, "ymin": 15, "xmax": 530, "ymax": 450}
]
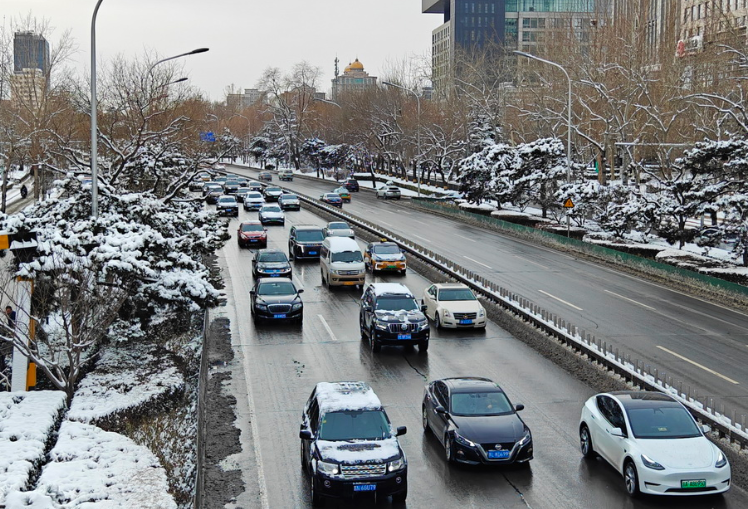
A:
[
  {"xmin": 379, "ymin": 221, "xmax": 394, "ymax": 227},
  {"xmin": 463, "ymin": 256, "xmax": 491, "ymax": 269},
  {"xmin": 456, "ymin": 234, "xmax": 477, "ymax": 243},
  {"xmin": 513, "ymin": 255, "xmax": 548, "ymax": 269},
  {"xmin": 318, "ymin": 315, "xmax": 338, "ymax": 341},
  {"xmin": 397, "ymin": 210, "xmax": 412, "ymax": 215},
  {"xmin": 656, "ymin": 346, "xmax": 740, "ymax": 385},
  {"xmin": 538, "ymin": 290, "xmax": 583, "ymax": 311},
  {"xmin": 413, "ymin": 234, "xmax": 431, "ymax": 242},
  {"xmin": 603, "ymin": 289, "xmax": 656, "ymax": 311},
  {"xmin": 412, "ymin": 219, "xmax": 428, "ymax": 225}
]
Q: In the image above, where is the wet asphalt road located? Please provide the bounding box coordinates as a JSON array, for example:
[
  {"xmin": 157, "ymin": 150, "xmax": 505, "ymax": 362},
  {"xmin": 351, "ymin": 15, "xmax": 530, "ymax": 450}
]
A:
[
  {"xmin": 214, "ymin": 195, "xmax": 748, "ymax": 509},
  {"xmin": 223, "ymin": 167, "xmax": 748, "ymax": 422}
]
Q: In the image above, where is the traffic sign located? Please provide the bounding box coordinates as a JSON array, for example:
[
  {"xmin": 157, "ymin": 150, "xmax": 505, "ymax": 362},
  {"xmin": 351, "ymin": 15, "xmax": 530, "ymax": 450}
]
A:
[
  {"xmin": 563, "ymin": 198, "xmax": 574, "ymax": 208},
  {"xmin": 200, "ymin": 131, "xmax": 216, "ymax": 142}
]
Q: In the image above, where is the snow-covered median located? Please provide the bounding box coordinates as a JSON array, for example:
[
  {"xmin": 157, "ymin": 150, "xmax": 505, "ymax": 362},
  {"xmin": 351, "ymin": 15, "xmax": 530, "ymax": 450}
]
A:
[
  {"xmin": 0, "ymin": 391, "xmax": 67, "ymax": 505},
  {"xmin": 6, "ymin": 421, "xmax": 177, "ymax": 508}
]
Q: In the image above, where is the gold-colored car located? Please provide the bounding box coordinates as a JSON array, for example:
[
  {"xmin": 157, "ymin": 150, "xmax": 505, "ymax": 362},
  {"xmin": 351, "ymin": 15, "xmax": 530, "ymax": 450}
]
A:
[{"xmin": 364, "ymin": 241, "xmax": 406, "ymax": 275}]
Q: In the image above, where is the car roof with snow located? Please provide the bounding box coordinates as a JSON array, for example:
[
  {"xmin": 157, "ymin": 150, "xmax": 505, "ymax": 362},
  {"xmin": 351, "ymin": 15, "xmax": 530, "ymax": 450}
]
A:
[
  {"xmin": 366, "ymin": 282, "xmax": 413, "ymax": 298},
  {"xmin": 434, "ymin": 282, "xmax": 470, "ymax": 289},
  {"xmin": 324, "ymin": 237, "xmax": 359, "ymax": 251},
  {"xmin": 314, "ymin": 381, "xmax": 383, "ymax": 413}
]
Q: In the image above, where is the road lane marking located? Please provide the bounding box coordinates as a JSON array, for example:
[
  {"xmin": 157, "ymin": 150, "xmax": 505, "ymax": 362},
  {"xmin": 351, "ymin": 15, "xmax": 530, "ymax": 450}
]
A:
[
  {"xmin": 463, "ymin": 256, "xmax": 491, "ymax": 269},
  {"xmin": 318, "ymin": 315, "xmax": 338, "ymax": 341},
  {"xmin": 456, "ymin": 234, "xmax": 477, "ymax": 243},
  {"xmin": 413, "ymin": 234, "xmax": 431, "ymax": 242},
  {"xmin": 656, "ymin": 346, "xmax": 739, "ymax": 385},
  {"xmin": 513, "ymin": 255, "xmax": 548, "ymax": 269},
  {"xmin": 379, "ymin": 221, "xmax": 394, "ymax": 227},
  {"xmin": 538, "ymin": 290, "xmax": 583, "ymax": 311},
  {"xmin": 603, "ymin": 289, "xmax": 656, "ymax": 310}
]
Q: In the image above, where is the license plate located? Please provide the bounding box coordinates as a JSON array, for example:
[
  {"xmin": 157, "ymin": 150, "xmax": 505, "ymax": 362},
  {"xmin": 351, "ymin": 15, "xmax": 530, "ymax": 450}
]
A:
[
  {"xmin": 397, "ymin": 334, "xmax": 411, "ymax": 340},
  {"xmin": 309, "ymin": 251, "xmax": 317, "ymax": 255},
  {"xmin": 387, "ymin": 265, "xmax": 397, "ymax": 269},
  {"xmin": 343, "ymin": 282, "xmax": 358, "ymax": 286},
  {"xmin": 250, "ymin": 239, "xmax": 258, "ymax": 242},
  {"xmin": 459, "ymin": 319, "xmax": 473, "ymax": 324},
  {"xmin": 273, "ymin": 314, "xmax": 286, "ymax": 319},
  {"xmin": 270, "ymin": 274, "xmax": 279, "ymax": 277},
  {"xmin": 353, "ymin": 484, "xmax": 376, "ymax": 492},
  {"xmin": 681, "ymin": 479, "xmax": 706, "ymax": 489},
  {"xmin": 488, "ymin": 450, "xmax": 510, "ymax": 459}
]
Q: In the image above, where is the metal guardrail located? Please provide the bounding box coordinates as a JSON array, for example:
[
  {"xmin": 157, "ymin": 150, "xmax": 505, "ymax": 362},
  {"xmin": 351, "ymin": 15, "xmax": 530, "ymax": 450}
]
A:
[{"xmin": 287, "ymin": 188, "xmax": 748, "ymax": 450}]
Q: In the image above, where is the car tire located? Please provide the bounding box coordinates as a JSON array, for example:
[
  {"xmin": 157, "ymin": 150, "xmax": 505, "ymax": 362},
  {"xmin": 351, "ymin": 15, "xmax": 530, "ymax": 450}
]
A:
[
  {"xmin": 434, "ymin": 314, "xmax": 442, "ymax": 329},
  {"xmin": 399, "ymin": 269, "xmax": 406, "ymax": 276},
  {"xmin": 419, "ymin": 340, "xmax": 429, "ymax": 353},
  {"xmin": 289, "ymin": 248, "xmax": 294, "ymax": 261},
  {"xmin": 300, "ymin": 441, "xmax": 307, "ymax": 473},
  {"xmin": 370, "ymin": 327, "xmax": 381, "ymax": 353},
  {"xmin": 360, "ymin": 317, "xmax": 367, "ymax": 340},
  {"xmin": 310, "ymin": 477, "xmax": 323, "ymax": 507},
  {"xmin": 580, "ymin": 424, "xmax": 595, "ymax": 459},
  {"xmin": 624, "ymin": 460, "xmax": 640, "ymax": 497},
  {"xmin": 444, "ymin": 435, "xmax": 454, "ymax": 463},
  {"xmin": 391, "ymin": 487, "xmax": 407, "ymax": 504},
  {"xmin": 422, "ymin": 406, "xmax": 430, "ymax": 433}
]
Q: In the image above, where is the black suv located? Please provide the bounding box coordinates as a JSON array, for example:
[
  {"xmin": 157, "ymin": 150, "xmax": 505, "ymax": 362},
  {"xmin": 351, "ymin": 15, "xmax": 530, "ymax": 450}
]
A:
[
  {"xmin": 252, "ymin": 249, "xmax": 292, "ymax": 278},
  {"xmin": 288, "ymin": 225, "xmax": 325, "ymax": 260},
  {"xmin": 343, "ymin": 178, "xmax": 360, "ymax": 192},
  {"xmin": 250, "ymin": 277, "xmax": 303, "ymax": 324},
  {"xmin": 360, "ymin": 283, "xmax": 429, "ymax": 353},
  {"xmin": 300, "ymin": 381, "xmax": 408, "ymax": 506}
]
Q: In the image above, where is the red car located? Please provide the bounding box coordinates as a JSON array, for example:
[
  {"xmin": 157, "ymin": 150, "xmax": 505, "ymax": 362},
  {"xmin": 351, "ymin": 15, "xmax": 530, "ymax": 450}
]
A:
[
  {"xmin": 320, "ymin": 193, "xmax": 343, "ymax": 208},
  {"xmin": 237, "ymin": 221, "xmax": 268, "ymax": 248}
]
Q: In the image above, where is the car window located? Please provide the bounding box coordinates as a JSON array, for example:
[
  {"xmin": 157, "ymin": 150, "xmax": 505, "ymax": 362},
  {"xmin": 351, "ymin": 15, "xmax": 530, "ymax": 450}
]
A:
[
  {"xmin": 257, "ymin": 252, "xmax": 287, "ymax": 262},
  {"xmin": 256, "ymin": 281, "xmax": 296, "ymax": 295},
  {"xmin": 372, "ymin": 245, "xmax": 400, "ymax": 255},
  {"xmin": 375, "ymin": 296, "xmax": 418, "ymax": 311},
  {"xmin": 438, "ymin": 289, "xmax": 477, "ymax": 301},
  {"xmin": 597, "ymin": 396, "xmax": 626, "ymax": 431},
  {"xmin": 450, "ymin": 391, "xmax": 513, "ymax": 416},
  {"xmin": 331, "ymin": 251, "xmax": 363, "ymax": 263},
  {"xmin": 296, "ymin": 230, "xmax": 324, "ymax": 242},
  {"xmin": 626, "ymin": 406, "xmax": 702, "ymax": 439},
  {"xmin": 247, "ymin": 192, "xmax": 263, "ymax": 199},
  {"xmin": 434, "ymin": 382, "xmax": 448, "ymax": 408},
  {"xmin": 240, "ymin": 224, "xmax": 263, "ymax": 232},
  {"xmin": 427, "ymin": 286, "xmax": 436, "ymax": 297},
  {"xmin": 318, "ymin": 410, "xmax": 392, "ymax": 441},
  {"xmin": 328, "ymin": 223, "xmax": 349, "ymax": 229},
  {"xmin": 262, "ymin": 206, "xmax": 281, "ymax": 212}
]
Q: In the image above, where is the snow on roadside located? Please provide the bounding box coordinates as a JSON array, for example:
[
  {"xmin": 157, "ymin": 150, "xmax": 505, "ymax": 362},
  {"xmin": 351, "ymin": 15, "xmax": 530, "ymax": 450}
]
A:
[
  {"xmin": 6, "ymin": 421, "xmax": 177, "ymax": 509},
  {"xmin": 0, "ymin": 391, "xmax": 67, "ymax": 505},
  {"xmin": 68, "ymin": 343, "xmax": 184, "ymax": 424}
]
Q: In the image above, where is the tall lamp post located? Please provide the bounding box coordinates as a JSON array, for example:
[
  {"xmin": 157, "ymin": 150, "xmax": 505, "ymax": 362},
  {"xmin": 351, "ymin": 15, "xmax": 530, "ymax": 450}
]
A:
[
  {"xmin": 382, "ymin": 81, "xmax": 421, "ymax": 197},
  {"xmin": 514, "ymin": 50, "xmax": 572, "ymax": 236},
  {"xmin": 90, "ymin": 0, "xmax": 208, "ymax": 217}
]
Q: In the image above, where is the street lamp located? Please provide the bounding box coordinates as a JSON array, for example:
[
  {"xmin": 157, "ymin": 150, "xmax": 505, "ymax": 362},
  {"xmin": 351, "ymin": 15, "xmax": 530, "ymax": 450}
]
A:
[
  {"xmin": 514, "ymin": 50, "xmax": 573, "ymax": 237},
  {"xmin": 382, "ymin": 81, "xmax": 421, "ymax": 197},
  {"xmin": 313, "ymin": 97, "xmax": 342, "ymax": 109},
  {"xmin": 90, "ymin": 0, "xmax": 207, "ymax": 217}
]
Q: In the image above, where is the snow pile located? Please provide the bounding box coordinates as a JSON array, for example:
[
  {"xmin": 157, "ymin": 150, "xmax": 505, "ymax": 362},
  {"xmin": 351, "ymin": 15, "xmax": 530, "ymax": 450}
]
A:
[
  {"xmin": 68, "ymin": 343, "xmax": 184, "ymax": 424},
  {"xmin": 6, "ymin": 421, "xmax": 177, "ymax": 509},
  {"xmin": 0, "ymin": 391, "xmax": 67, "ymax": 504}
]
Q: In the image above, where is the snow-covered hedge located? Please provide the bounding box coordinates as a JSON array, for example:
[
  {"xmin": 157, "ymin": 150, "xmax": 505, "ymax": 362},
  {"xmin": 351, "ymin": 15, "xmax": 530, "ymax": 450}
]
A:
[
  {"xmin": 5, "ymin": 421, "xmax": 177, "ymax": 508},
  {"xmin": 0, "ymin": 391, "xmax": 67, "ymax": 504},
  {"xmin": 68, "ymin": 343, "xmax": 184, "ymax": 425}
]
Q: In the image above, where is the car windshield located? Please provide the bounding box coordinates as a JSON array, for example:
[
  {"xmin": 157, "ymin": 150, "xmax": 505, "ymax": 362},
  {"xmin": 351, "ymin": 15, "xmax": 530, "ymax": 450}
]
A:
[
  {"xmin": 325, "ymin": 194, "xmax": 340, "ymax": 200},
  {"xmin": 258, "ymin": 252, "xmax": 287, "ymax": 262},
  {"xmin": 317, "ymin": 410, "xmax": 392, "ymax": 441},
  {"xmin": 331, "ymin": 251, "xmax": 363, "ymax": 263},
  {"xmin": 267, "ymin": 187, "xmax": 281, "ymax": 193},
  {"xmin": 439, "ymin": 289, "xmax": 477, "ymax": 301},
  {"xmin": 247, "ymin": 192, "xmax": 263, "ymax": 199},
  {"xmin": 375, "ymin": 296, "xmax": 418, "ymax": 311},
  {"xmin": 335, "ymin": 188, "xmax": 348, "ymax": 194},
  {"xmin": 280, "ymin": 194, "xmax": 297, "ymax": 200},
  {"xmin": 218, "ymin": 198, "xmax": 236, "ymax": 204},
  {"xmin": 328, "ymin": 223, "xmax": 349, "ymax": 230},
  {"xmin": 626, "ymin": 406, "xmax": 702, "ymax": 439},
  {"xmin": 450, "ymin": 391, "xmax": 513, "ymax": 416},
  {"xmin": 297, "ymin": 230, "xmax": 324, "ymax": 242},
  {"xmin": 262, "ymin": 206, "xmax": 281, "ymax": 212},
  {"xmin": 256, "ymin": 281, "xmax": 296, "ymax": 296},
  {"xmin": 372, "ymin": 245, "xmax": 400, "ymax": 255},
  {"xmin": 240, "ymin": 224, "xmax": 264, "ymax": 232}
]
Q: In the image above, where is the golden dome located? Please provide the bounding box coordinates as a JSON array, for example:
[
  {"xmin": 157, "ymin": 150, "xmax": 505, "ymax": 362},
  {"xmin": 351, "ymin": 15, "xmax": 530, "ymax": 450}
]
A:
[{"xmin": 349, "ymin": 58, "xmax": 364, "ymax": 71}]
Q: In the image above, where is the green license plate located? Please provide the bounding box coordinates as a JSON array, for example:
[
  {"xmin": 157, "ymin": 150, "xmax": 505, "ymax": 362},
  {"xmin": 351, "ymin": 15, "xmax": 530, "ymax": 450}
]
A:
[{"xmin": 681, "ymin": 479, "xmax": 706, "ymax": 489}]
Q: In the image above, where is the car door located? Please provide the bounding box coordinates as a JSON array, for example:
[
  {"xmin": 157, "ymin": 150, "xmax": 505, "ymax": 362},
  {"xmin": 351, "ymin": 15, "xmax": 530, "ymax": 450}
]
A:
[
  {"xmin": 289, "ymin": 227, "xmax": 296, "ymax": 253},
  {"xmin": 593, "ymin": 395, "xmax": 627, "ymax": 468},
  {"xmin": 364, "ymin": 244, "xmax": 372, "ymax": 269},
  {"xmin": 360, "ymin": 288, "xmax": 375, "ymax": 331},
  {"xmin": 300, "ymin": 391, "xmax": 318, "ymax": 468},
  {"xmin": 430, "ymin": 381, "xmax": 451, "ymax": 439},
  {"xmin": 424, "ymin": 285, "xmax": 437, "ymax": 319}
]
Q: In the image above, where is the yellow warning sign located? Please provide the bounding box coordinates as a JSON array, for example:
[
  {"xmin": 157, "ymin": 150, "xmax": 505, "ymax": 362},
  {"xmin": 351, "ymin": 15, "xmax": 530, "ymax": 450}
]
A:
[{"xmin": 563, "ymin": 198, "xmax": 574, "ymax": 208}]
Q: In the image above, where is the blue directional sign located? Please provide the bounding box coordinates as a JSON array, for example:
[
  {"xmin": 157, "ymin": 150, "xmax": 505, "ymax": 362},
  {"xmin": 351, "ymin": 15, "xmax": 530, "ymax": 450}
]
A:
[{"xmin": 200, "ymin": 131, "xmax": 216, "ymax": 142}]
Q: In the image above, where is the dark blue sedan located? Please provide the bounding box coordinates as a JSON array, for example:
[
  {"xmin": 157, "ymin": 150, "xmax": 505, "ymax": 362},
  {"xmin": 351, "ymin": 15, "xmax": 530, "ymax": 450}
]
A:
[{"xmin": 320, "ymin": 193, "xmax": 343, "ymax": 208}]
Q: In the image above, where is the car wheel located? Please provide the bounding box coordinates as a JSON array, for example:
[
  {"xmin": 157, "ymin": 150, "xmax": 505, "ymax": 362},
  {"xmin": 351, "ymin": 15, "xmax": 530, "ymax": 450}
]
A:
[
  {"xmin": 419, "ymin": 340, "xmax": 429, "ymax": 353},
  {"xmin": 422, "ymin": 406, "xmax": 430, "ymax": 433},
  {"xmin": 444, "ymin": 435, "xmax": 454, "ymax": 463},
  {"xmin": 300, "ymin": 441, "xmax": 307, "ymax": 473},
  {"xmin": 360, "ymin": 317, "xmax": 367, "ymax": 340},
  {"xmin": 391, "ymin": 486, "xmax": 407, "ymax": 504},
  {"xmin": 580, "ymin": 424, "xmax": 595, "ymax": 459},
  {"xmin": 310, "ymin": 477, "xmax": 324, "ymax": 507},
  {"xmin": 624, "ymin": 460, "xmax": 640, "ymax": 497},
  {"xmin": 289, "ymin": 249, "xmax": 294, "ymax": 261},
  {"xmin": 399, "ymin": 269, "xmax": 406, "ymax": 276},
  {"xmin": 370, "ymin": 327, "xmax": 381, "ymax": 353},
  {"xmin": 434, "ymin": 313, "xmax": 441, "ymax": 329}
]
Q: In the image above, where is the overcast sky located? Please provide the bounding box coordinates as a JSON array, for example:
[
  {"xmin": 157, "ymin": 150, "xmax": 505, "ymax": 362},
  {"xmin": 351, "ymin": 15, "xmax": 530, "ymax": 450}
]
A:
[{"xmin": 3, "ymin": 0, "xmax": 439, "ymax": 101}]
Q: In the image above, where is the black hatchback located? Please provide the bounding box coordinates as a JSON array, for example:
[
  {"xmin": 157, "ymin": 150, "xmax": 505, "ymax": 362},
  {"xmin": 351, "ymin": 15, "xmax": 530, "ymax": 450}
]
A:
[{"xmin": 422, "ymin": 377, "xmax": 533, "ymax": 465}]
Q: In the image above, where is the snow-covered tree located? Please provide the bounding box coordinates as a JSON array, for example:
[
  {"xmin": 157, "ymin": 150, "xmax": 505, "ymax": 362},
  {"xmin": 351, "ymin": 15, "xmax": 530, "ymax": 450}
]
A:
[
  {"xmin": 515, "ymin": 138, "xmax": 566, "ymax": 217},
  {"xmin": 301, "ymin": 138, "xmax": 326, "ymax": 178}
]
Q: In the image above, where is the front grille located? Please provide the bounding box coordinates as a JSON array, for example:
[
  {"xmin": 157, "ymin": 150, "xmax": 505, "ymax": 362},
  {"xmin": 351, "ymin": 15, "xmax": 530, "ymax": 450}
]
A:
[
  {"xmin": 454, "ymin": 312, "xmax": 477, "ymax": 320},
  {"xmin": 665, "ymin": 487, "xmax": 718, "ymax": 493},
  {"xmin": 339, "ymin": 270, "xmax": 360, "ymax": 276},
  {"xmin": 268, "ymin": 304, "xmax": 291, "ymax": 313},
  {"xmin": 480, "ymin": 442, "xmax": 515, "ymax": 452},
  {"xmin": 340, "ymin": 463, "xmax": 386, "ymax": 478},
  {"xmin": 387, "ymin": 323, "xmax": 415, "ymax": 333}
]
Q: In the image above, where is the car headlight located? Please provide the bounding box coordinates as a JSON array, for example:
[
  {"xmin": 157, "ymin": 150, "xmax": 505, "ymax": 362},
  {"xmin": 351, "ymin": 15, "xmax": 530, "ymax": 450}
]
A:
[
  {"xmin": 478, "ymin": 307, "xmax": 485, "ymax": 318},
  {"xmin": 317, "ymin": 460, "xmax": 340, "ymax": 476},
  {"xmin": 330, "ymin": 269, "xmax": 340, "ymax": 275},
  {"xmin": 517, "ymin": 430, "xmax": 532, "ymax": 447},
  {"xmin": 453, "ymin": 431, "xmax": 475, "ymax": 448},
  {"xmin": 715, "ymin": 450, "xmax": 728, "ymax": 469},
  {"xmin": 641, "ymin": 454, "xmax": 665, "ymax": 471},
  {"xmin": 255, "ymin": 303, "xmax": 268, "ymax": 311},
  {"xmin": 418, "ymin": 321, "xmax": 429, "ymax": 331},
  {"xmin": 374, "ymin": 321, "xmax": 389, "ymax": 331},
  {"xmin": 291, "ymin": 302, "xmax": 303, "ymax": 311},
  {"xmin": 443, "ymin": 310, "xmax": 451, "ymax": 318},
  {"xmin": 387, "ymin": 456, "xmax": 406, "ymax": 472}
]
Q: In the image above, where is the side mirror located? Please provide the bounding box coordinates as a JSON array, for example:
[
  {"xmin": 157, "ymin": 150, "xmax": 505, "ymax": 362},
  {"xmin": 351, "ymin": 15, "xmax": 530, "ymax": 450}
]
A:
[
  {"xmin": 435, "ymin": 405, "xmax": 447, "ymax": 415},
  {"xmin": 701, "ymin": 424, "xmax": 711, "ymax": 434},
  {"xmin": 297, "ymin": 289, "xmax": 304, "ymax": 294},
  {"xmin": 396, "ymin": 426, "xmax": 407, "ymax": 437},
  {"xmin": 363, "ymin": 305, "xmax": 373, "ymax": 313},
  {"xmin": 610, "ymin": 427, "xmax": 625, "ymax": 438},
  {"xmin": 299, "ymin": 430, "xmax": 313, "ymax": 440},
  {"xmin": 420, "ymin": 304, "xmax": 427, "ymax": 313},
  {"xmin": 514, "ymin": 404, "xmax": 525, "ymax": 412},
  {"xmin": 249, "ymin": 290, "xmax": 255, "ymax": 296}
]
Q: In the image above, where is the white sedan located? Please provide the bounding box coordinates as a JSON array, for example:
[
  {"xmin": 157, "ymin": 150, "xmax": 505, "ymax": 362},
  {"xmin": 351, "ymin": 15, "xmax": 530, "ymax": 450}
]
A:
[
  {"xmin": 376, "ymin": 185, "xmax": 401, "ymax": 200},
  {"xmin": 323, "ymin": 221, "xmax": 355, "ymax": 238},
  {"xmin": 579, "ymin": 391, "xmax": 730, "ymax": 497},
  {"xmin": 422, "ymin": 283, "xmax": 486, "ymax": 329}
]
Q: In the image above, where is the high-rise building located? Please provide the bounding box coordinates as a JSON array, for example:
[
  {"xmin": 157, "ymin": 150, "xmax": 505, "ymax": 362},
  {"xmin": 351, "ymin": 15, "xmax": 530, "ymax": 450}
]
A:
[
  {"xmin": 227, "ymin": 88, "xmax": 266, "ymax": 110},
  {"xmin": 331, "ymin": 58, "xmax": 378, "ymax": 101},
  {"xmin": 423, "ymin": 0, "xmax": 597, "ymax": 96},
  {"xmin": 13, "ymin": 32, "xmax": 50, "ymax": 74}
]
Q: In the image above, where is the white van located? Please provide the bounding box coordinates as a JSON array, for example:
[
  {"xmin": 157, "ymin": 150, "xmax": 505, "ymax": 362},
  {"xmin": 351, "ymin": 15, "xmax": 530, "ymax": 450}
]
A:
[{"xmin": 320, "ymin": 237, "xmax": 366, "ymax": 288}]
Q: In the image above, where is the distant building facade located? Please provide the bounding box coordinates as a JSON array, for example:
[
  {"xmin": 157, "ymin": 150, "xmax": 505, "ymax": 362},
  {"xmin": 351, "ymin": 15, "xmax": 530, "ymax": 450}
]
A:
[
  {"xmin": 13, "ymin": 32, "xmax": 49, "ymax": 74},
  {"xmin": 331, "ymin": 58, "xmax": 378, "ymax": 101},
  {"xmin": 227, "ymin": 88, "xmax": 266, "ymax": 110}
]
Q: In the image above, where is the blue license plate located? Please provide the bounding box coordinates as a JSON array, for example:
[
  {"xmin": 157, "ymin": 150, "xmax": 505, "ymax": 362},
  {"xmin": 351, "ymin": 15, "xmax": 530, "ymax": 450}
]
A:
[
  {"xmin": 488, "ymin": 450, "xmax": 510, "ymax": 459},
  {"xmin": 273, "ymin": 314, "xmax": 286, "ymax": 319},
  {"xmin": 397, "ymin": 334, "xmax": 411, "ymax": 340},
  {"xmin": 459, "ymin": 319, "xmax": 473, "ymax": 324},
  {"xmin": 353, "ymin": 484, "xmax": 376, "ymax": 492},
  {"xmin": 250, "ymin": 239, "xmax": 258, "ymax": 242},
  {"xmin": 309, "ymin": 251, "xmax": 317, "ymax": 255},
  {"xmin": 270, "ymin": 274, "xmax": 279, "ymax": 277}
]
